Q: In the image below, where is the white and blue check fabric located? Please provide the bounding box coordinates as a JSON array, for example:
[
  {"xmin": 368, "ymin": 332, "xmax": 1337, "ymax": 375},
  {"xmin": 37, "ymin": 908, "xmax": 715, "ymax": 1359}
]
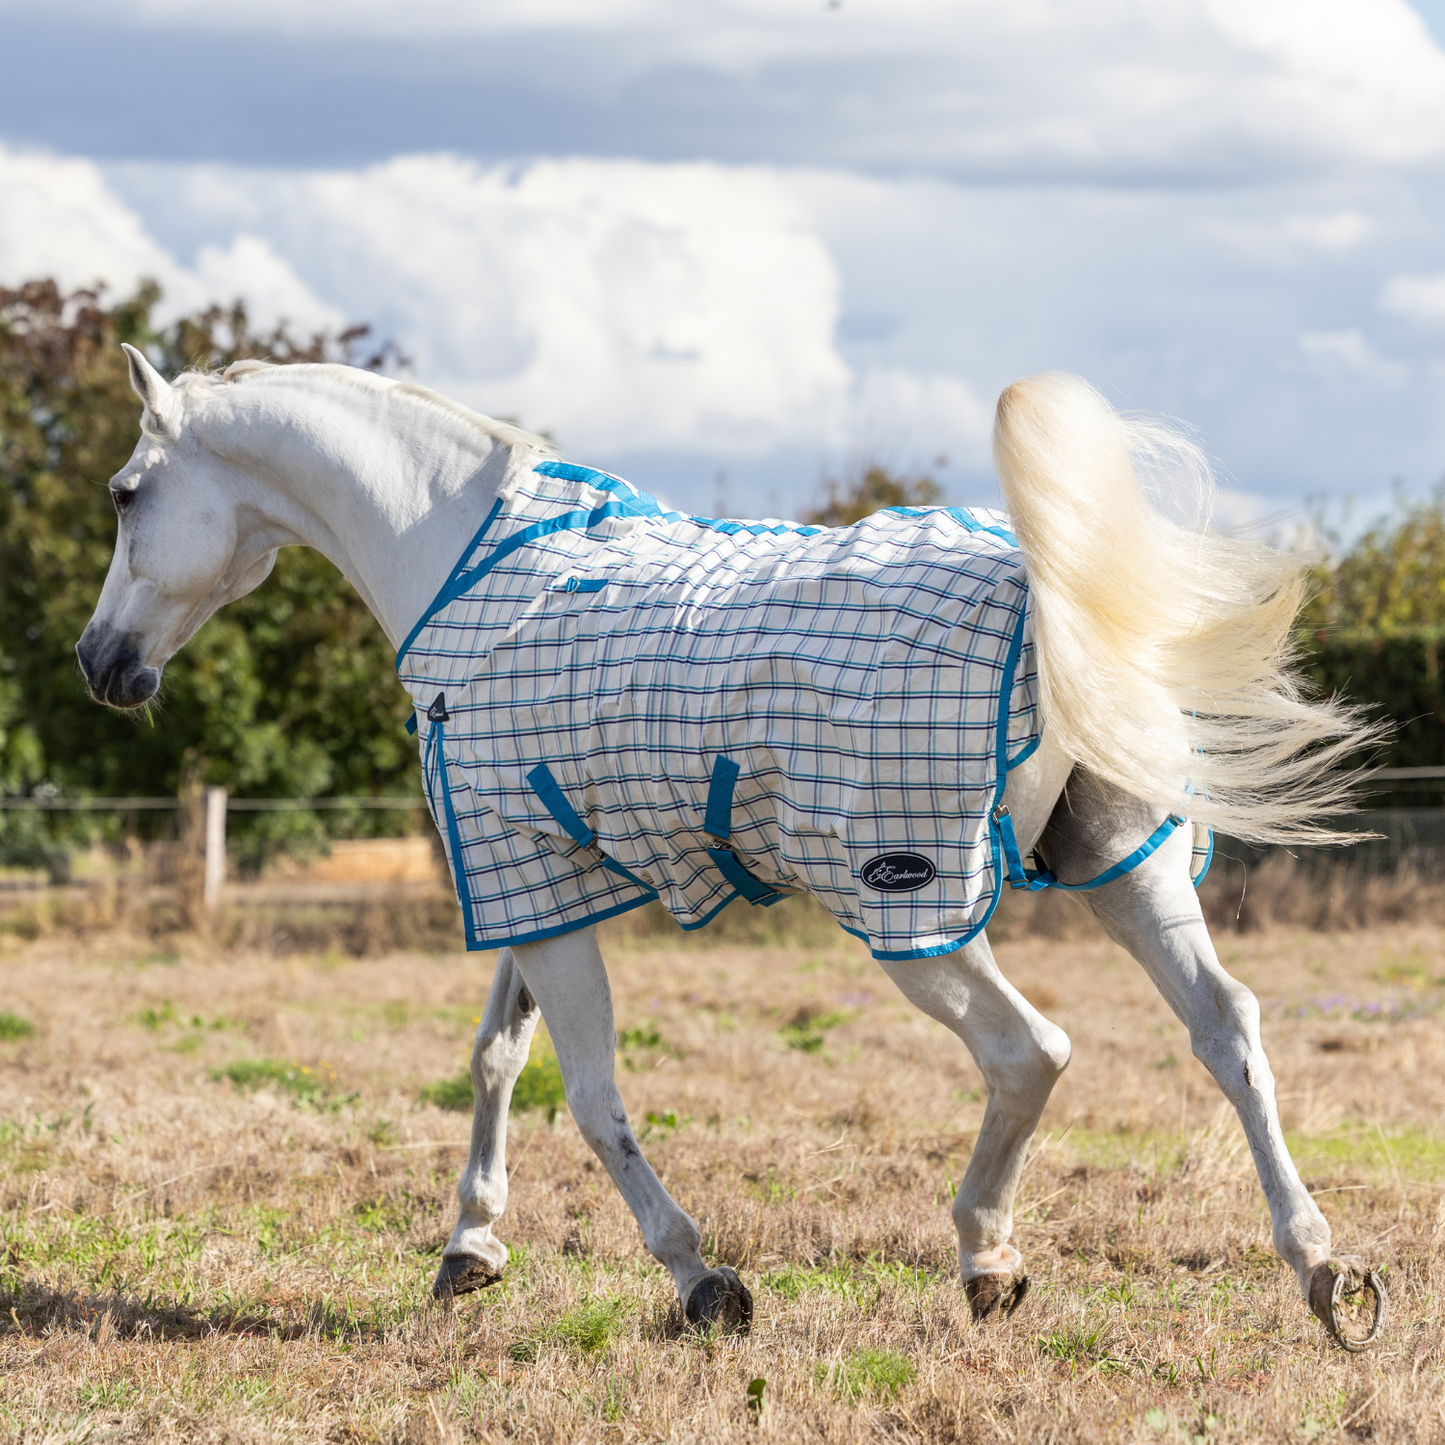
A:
[{"xmin": 396, "ymin": 460, "xmax": 1040, "ymax": 961}]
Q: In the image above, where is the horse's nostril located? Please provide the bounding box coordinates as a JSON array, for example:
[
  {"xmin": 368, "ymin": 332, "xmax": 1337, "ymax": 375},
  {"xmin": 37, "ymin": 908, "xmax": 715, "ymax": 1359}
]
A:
[
  {"xmin": 103, "ymin": 660, "xmax": 160, "ymax": 711},
  {"xmin": 75, "ymin": 638, "xmax": 97, "ymax": 688}
]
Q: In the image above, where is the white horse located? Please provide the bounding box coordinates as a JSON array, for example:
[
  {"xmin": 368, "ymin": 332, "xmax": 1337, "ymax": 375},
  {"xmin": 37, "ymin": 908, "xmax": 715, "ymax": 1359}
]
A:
[{"xmin": 78, "ymin": 346, "xmax": 1386, "ymax": 1348}]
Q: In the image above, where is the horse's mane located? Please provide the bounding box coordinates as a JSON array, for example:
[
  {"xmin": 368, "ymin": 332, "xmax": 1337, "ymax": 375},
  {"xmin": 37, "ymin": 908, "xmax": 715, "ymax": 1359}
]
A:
[{"xmin": 197, "ymin": 359, "xmax": 558, "ymax": 458}]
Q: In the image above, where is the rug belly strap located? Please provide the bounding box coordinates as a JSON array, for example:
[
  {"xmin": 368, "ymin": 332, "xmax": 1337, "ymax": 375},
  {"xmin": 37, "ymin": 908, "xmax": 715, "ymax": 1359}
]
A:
[
  {"xmin": 525, "ymin": 763, "xmax": 660, "ymax": 898},
  {"xmin": 703, "ymin": 755, "xmax": 784, "ymax": 907}
]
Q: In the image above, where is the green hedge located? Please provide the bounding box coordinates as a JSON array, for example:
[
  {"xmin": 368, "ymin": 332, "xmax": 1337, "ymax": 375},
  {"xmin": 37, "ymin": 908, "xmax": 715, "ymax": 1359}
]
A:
[{"xmin": 1300, "ymin": 628, "xmax": 1445, "ymax": 770}]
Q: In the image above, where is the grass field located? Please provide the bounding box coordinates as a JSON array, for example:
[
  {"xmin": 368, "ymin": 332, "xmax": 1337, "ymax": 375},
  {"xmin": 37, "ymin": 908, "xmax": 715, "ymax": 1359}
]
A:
[{"xmin": 0, "ymin": 904, "xmax": 1442, "ymax": 1441}]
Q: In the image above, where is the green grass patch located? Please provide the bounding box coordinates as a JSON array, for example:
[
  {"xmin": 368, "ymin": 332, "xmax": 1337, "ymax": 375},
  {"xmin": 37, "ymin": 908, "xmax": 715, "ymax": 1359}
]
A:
[
  {"xmin": 764, "ymin": 1257, "xmax": 934, "ymax": 1305},
  {"xmin": 211, "ymin": 1059, "xmax": 323, "ymax": 1100},
  {"xmin": 1037, "ymin": 1322, "xmax": 1125, "ymax": 1374},
  {"xmin": 1373, "ymin": 944, "xmax": 1441, "ymax": 988},
  {"xmin": 616, "ymin": 1025, "xmax": 683, "ymax": 1068},
  {"xmin": 818, "ymin": 1347, "xmax": 916, "ymax": 1403},
  {"xmin": 367, "ymin": 1118, "xmax": 400, "ymax": 1147},
  {"xmin": 1287, "ymin": 1123, "xmax": 1445, "ymax": 1182},
  {"xmin": 779, "ymin": 1008, "xmax": 852, "ymax": 1054},
  {"xmin": 639, "ymin": 1108, "xmax": 688, "ymax": 1140},
  {"xmin": 1052, "ymin": 1126, "xmax": 1190, "ymax": 1174},
  {"xmin": 76, "ymin": 1378, "xmax": 138, "ymax": 1409},
  {"xmin": 136, "ymin": 1001, "xmax": 176, "ymax": 1031},
  {"xmin": 763, "ymin": 1261, "xmax": 860, "ymax": 1300},
  {"xmin": 353, "ymin": 1197, "xmax": 416, "ymax": 1234},
  {"xmin": 0, "ymin": 1012, "xmax": 36, "ymax": 1041},
  {"xmin": 510, "ymin": 1296, "xmax": 631, "ymax": 1361}
]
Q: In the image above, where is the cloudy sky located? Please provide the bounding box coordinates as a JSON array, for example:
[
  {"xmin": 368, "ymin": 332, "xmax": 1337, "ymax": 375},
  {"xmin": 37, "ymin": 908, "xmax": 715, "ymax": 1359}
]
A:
[{"xmin": 3, "ymin": 0, "xmax": 1445, "ymax": 523}]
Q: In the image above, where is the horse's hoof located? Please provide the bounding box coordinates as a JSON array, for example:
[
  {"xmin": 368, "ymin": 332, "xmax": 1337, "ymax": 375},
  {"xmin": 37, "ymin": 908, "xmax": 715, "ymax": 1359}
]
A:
[
  {"xmin": 966, "ymin": 1271, "xmax": 1031, "ymax": 1323},
  {"xmin": 1308, "ymin": 1261, "xmax": 1387, "ymax": 1352},
  {"xmin": 432, "ymin": 1252, "xmax": 503, "ymax": 1301},
  {"xmin": 684, "ymin": 1267, "xmax": 753, "ymax": 1336}
]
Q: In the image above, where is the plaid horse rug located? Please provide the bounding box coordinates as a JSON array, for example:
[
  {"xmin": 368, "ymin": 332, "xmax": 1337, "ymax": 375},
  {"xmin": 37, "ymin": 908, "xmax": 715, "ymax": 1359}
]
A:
[{"xmin": 396, "ymin": 460, "xmax": 1042, "ymax": 961}]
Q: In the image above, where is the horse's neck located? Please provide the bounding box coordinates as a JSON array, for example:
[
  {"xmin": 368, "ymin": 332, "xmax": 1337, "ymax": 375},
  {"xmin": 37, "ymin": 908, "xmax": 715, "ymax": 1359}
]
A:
[{"xmin": 220, "ymin": 385, "xmax": 521, "ymax": 649}]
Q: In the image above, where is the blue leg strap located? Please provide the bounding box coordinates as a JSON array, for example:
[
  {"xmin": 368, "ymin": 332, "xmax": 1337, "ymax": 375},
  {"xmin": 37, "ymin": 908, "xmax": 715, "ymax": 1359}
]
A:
[
  {"xmin": 703, "ymin": 755, "xmax": 783, "ymax": 906},
  {"xmin": 993, "ymin": 805, "xmax": 1057, "ymax": 892},
  {"xmin": 526, "ymin": 763, "xmax": 659, "ymax": 896},
  {"xmin": 993, "ymin": 803, "xmax": 1192, "ymax": 893}
]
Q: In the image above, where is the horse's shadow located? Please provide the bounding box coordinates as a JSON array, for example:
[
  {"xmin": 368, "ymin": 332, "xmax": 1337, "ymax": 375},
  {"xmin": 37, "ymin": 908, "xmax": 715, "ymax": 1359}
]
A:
[{"xmin": 1, "ymin": 1278, "xmax": 402, "ymax": 1344}]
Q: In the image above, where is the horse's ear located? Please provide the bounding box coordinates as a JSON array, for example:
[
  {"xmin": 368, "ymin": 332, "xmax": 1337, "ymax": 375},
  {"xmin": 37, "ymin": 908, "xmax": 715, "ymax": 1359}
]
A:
[{"xmin": 121, "ymin": 343, "xmax": 178, "ymax": 432}]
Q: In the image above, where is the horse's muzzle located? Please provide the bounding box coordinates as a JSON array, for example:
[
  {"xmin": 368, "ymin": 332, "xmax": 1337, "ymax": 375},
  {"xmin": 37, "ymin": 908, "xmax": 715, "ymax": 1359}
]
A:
[{"xmin": 75, "ymin": 627, "xmax": 161, "ymax": 710}]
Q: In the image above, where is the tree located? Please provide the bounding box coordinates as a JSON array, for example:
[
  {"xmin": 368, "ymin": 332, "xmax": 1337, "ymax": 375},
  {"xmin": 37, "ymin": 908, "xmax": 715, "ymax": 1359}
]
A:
[
  {"xmin": 0, "ymin": 280, "xmax": 418, "ymax": 869},
  {"xmin": 1297, "ymin": 490, "xmax": 1445, "ymax": 774},
  {"xmin": 1299, "ymin": 489, "xmax": 1445, "ymax": 636},
  {"xmin": 802, "ymin": 464, "xmax": 943, "ymax": 527}
]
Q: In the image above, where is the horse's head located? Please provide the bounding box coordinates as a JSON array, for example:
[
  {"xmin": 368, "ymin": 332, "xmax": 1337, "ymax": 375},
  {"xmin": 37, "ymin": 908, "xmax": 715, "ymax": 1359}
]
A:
[{"xmin": 75, "ymin": 346, "xmax": 281, "ymax": 709}]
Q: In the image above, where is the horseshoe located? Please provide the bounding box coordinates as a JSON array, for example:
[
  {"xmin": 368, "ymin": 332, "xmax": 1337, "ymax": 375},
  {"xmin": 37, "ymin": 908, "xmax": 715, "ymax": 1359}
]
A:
[{"xmin": 1308, "ymin": 1262, "xmax": 1388, "ymax": 1352}]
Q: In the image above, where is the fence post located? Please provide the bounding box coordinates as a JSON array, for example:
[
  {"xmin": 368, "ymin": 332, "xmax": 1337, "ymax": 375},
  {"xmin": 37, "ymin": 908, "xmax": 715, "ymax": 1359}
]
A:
[{"xmin": 203, "ymin": 787, "xmax": 228, "ymax": 908}]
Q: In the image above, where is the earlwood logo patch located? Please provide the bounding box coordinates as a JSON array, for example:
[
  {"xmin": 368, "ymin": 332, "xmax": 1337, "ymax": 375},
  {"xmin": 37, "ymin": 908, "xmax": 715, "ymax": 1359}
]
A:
[{"xmin": 860, "ymin": 853, "xmax": 936, "ymax": 892}]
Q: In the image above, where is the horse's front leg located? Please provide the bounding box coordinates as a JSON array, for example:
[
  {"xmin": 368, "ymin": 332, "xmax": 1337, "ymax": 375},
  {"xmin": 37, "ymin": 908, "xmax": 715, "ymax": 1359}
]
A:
[
  {"xmin": 434, "ymin": 947, "xmax": 540, "ymax": 1297},
  {"xmin": 879, "ymin": 939, "xmax": 1071, "ymax": 1320},
  {"xmin": 1049, "ymin": 772, "xmax": 1387, "ymax": 1350},
  {"xmin": 509, "ymin": 925, "xmax": 752, "ymax": 1333}
]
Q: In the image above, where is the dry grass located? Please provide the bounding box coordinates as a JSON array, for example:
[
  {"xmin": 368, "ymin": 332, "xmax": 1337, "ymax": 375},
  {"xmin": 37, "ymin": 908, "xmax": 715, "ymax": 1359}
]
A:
[{"xmin": 0, "ymin": 910, "xmax": 1444, "ymax": 1441}]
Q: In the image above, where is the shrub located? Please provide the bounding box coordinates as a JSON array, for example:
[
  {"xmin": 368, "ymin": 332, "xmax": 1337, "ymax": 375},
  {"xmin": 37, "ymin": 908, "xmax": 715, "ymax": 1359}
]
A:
[
  {"xmin": 419, "ymin": 1072, "xmax": 472, "ymax": 1111},
  {"xmin": 510, "ymin": 1045, "xmax": 567, "ymax": 1123}
]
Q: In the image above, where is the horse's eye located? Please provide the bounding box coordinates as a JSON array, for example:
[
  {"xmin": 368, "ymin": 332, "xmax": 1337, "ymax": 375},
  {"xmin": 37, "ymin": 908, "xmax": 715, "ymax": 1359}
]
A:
[{"xmin": 111, "ymin": 487, "xmax": 136, "ymax": 512}]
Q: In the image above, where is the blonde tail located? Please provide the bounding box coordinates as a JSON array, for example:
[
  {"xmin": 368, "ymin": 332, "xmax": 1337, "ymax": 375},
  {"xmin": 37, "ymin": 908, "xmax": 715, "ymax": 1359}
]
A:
[{"xmin": 993, "ymin": 372, "xmax": 1376, "ymax": 844}]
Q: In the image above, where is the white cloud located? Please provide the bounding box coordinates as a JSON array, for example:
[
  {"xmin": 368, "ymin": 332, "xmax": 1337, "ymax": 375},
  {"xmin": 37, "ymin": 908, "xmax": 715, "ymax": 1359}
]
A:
[
  {"xmin": 0, "ymin": 145, "xmax": 864, "ymax": 458},
  {"xmin": 1298, "ymin": 328, "xmax": 1407, "ymax": 384},
  {"xmin": 5, "ymin": 137, "xmax": 1445, "ymax": 513},
  {"xmin": 0, "ymin": 146, "xmax": 181, "ymax": 297},
  {"xmin": 848, "ymin": 368, "xmax": 994, "ymax": 469},
  {"xmin": 0, "ymin": 146, "xmax": 345, "ymax": 338},
  {"xmin": 1214, "ymin": 209, "xmax": 1374, "ymax": 262},
  {"xmin": 6, "ymin": 1, "xmax": 1444, "ymax": 181},
  {"xmin": 192, "ymin": 234, "xmax": 347, "ymax": 338},
  {"xmin": 184, "ymin": 155, "xmax": 854, "ymax": 455},
  {"xmin": 1381, "ymin": 272, "xmax": 1445, "ymax": 325}
]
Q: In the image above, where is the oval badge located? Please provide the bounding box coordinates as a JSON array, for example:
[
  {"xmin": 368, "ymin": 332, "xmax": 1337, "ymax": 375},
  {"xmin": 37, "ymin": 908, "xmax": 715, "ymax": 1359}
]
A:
[{"xmin": 861, "ymin": 853, "xmax": 936, "ymax": 892}]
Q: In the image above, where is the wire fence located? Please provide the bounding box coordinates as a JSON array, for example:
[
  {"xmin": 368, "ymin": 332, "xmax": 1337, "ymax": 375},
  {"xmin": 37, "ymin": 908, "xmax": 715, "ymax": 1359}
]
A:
[
  {"xmin": 4, "ymin": 769, "xmax": 1445, "ymax": 909},
  {"xmin": 0, "ymin": 789, "xmax": 439, "ymax": 905},
  {"xmin": 0, "ymin": 796, "xmax": 426, "ymax": 811}
]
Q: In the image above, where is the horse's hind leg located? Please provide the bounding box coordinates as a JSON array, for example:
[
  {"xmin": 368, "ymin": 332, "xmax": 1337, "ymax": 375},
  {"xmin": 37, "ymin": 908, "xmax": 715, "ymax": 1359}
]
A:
[
  {"xmin": 434, "ymin": 947, "xmax": 541, "ymax": 1298},
  {"xmin": 509, "ymin": 926, "xmax": 752, "ymax": 1333},
  {"xmin": 1049, "ymin": 771, "xmax": 1386, "ymax": 1348},
  {"xmin": 877, "ymin": 939, "xmax": 1071, "ymax": 1320}
]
